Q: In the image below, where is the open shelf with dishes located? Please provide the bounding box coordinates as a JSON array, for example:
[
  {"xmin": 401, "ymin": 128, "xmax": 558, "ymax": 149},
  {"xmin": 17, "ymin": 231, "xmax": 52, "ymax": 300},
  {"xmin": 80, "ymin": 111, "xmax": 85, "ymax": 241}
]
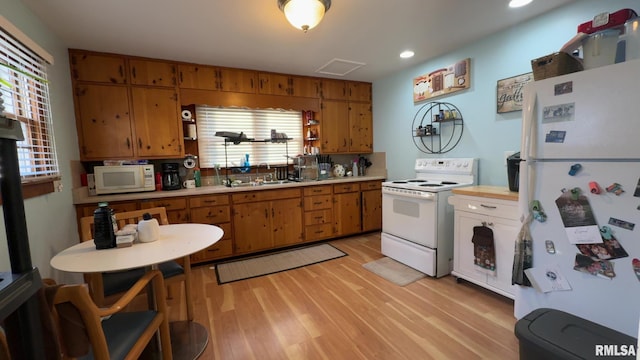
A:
[
  {"xmin": 303, "ymin": 110, "xmax": 320, "ymax": 155},
  {"xmin": 412, "ymin": 101, "xmax": 464, "ymax": 154}
]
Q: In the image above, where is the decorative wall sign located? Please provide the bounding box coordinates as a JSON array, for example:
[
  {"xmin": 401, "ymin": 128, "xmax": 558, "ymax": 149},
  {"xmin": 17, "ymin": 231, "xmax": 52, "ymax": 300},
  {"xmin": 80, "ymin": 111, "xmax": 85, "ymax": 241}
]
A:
[
  {"xmin": 413, "ymin": 58, "xmax": 470, "ymax": 103},
  {"xmin": 496, "ymin": 72, "xmax": 533, "ymax": 113}
]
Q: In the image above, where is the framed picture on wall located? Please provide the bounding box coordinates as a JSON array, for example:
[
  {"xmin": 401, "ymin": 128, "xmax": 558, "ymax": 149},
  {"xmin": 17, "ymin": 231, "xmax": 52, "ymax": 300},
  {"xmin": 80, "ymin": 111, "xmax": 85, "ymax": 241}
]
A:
[
  {"xmin": 496, "ymin": 72, "xmax": 533, "ymax": 113},
  {"xmin": 413, "ymin": 58, "xmax": 471, "ymax": 103}
]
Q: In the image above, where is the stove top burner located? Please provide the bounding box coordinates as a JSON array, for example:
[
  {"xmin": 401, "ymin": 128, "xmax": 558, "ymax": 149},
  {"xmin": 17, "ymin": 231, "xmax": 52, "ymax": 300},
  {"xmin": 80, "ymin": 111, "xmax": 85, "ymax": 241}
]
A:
[
  {"xmin": 419, "ymin": 183, "xmax": 443, "ymax": 187},
  {"xmin": 441, "ymin": 181, "xmax": 458, "ymax": 185},
  {"xmin": 407, "ymin": 179, "xmax": 427, "ymax": 183},
  {"xmin": 392, "ymin": 181, "xmax": 408, "ymax": 184}
]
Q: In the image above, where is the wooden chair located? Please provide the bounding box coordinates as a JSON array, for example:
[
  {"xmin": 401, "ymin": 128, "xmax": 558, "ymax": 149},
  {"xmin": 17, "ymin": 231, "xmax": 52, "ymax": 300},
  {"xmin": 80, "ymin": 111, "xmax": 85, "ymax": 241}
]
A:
[
  {"xmin": 79, "ymin": 207, "xmax": 193, "ymax": 321},
  {"xmin": 47, "ymin": 269, "xmax": 172, "ymax": 360}
]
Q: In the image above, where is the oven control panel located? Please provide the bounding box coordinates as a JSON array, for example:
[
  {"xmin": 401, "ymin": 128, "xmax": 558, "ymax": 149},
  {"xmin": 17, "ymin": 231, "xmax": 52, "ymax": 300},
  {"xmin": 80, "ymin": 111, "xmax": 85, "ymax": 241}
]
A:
[
  {"xmin": 382, "ymin": 186, "xmax": 436, "ymax": 199},
  {"xmin": 415, "ymin": 158, "xmax": 476, "ymax": 174}
]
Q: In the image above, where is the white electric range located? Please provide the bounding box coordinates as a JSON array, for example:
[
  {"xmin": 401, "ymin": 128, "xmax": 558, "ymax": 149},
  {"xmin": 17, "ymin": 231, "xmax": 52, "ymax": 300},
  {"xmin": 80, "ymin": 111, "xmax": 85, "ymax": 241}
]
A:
[{"xmin": 381, "ymin": 158, "xmax": 477, "ymax": 277}]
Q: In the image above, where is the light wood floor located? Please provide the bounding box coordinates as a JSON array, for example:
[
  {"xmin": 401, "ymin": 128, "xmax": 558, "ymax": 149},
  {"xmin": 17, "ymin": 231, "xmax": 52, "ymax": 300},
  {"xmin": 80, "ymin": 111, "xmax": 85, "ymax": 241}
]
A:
[{"xmin": 165, "ymin": 232, "xmax": 519, "ymax": 359}]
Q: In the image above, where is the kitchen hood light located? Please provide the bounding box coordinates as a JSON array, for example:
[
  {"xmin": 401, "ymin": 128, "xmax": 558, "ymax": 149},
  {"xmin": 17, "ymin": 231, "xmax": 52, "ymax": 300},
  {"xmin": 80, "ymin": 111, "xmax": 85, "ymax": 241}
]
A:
[
  {"xmin": 509, "ymin": 0, "xmax": 532, "ymax": 8},
  {"xmin": 278, "ymin": 0, "xmax": 331, "ymax": 33},
  {"xmin": 400, "ymin": 50, "xmax": 415, "ymax": 59}
]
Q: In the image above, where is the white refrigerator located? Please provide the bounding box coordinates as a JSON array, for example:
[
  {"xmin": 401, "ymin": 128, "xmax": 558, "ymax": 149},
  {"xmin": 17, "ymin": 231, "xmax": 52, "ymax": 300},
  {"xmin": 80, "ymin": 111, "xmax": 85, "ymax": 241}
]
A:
[{"xmin": 515, "ymin": 58, "xmax": 640, "ymax": 337}]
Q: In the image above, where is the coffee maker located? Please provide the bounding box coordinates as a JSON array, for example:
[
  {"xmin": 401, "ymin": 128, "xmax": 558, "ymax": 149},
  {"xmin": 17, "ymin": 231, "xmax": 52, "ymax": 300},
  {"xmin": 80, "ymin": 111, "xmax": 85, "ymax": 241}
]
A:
[{"xmin": 162, "ymin": 163, "xmax": 181, "ymax": 190}]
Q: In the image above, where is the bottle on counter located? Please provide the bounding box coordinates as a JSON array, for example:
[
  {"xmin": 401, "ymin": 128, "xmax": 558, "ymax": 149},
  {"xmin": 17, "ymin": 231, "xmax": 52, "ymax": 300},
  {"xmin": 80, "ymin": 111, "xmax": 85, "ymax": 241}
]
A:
[
  {"xmin": 94, "ymin": 202, "xmax": 117, "ymax": 249},
  {"xmin": 194, "ymin": 167, "xmax": 201, "ymax": 187},
  {"xmin": 352, "ymin": 159, "xmax": 359, "ymax": 176}
]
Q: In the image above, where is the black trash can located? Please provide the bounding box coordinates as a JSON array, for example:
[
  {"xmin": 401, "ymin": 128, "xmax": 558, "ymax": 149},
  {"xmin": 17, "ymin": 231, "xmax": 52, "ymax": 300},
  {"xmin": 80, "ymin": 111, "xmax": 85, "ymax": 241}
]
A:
[
  {"xmin": 507, "ymin": 152, "xmax": 521, "ymax": 192},
  {"xmin": 515, "ymin": 308, "xmax": 637, "ymax": 360}
]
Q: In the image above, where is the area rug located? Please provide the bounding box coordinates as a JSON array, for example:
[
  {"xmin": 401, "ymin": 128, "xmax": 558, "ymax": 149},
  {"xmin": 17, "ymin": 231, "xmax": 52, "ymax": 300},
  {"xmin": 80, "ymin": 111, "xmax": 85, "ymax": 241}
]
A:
[
  {"xmin": 362, "ymin": 257, "xmax": 426, "ymax": 286},
  {"xmin": 214, "ymin": 243, "xmax": 347, "ymax": 284}
]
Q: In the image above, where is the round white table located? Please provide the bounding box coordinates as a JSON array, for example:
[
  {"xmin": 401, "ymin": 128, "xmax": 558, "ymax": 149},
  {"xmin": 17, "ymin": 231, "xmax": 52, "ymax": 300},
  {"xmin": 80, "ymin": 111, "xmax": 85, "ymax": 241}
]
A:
[{"xmin": 51, "ymin": 223, "xmax": 224, "ymax": 360}]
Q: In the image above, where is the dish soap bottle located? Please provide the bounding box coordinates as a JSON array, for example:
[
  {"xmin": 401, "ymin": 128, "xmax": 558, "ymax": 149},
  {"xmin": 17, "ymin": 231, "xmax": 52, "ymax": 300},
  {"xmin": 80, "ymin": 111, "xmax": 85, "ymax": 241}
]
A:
[{"xmin": 194, "ymin": 167, "xmax": 201, "ymax": 187}]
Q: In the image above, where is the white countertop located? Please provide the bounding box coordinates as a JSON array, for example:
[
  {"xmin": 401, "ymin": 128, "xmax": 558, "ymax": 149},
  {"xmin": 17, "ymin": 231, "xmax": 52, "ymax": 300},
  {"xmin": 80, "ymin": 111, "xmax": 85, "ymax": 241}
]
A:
[{"xmin": 73, "ymin": 175, "xmax": 386, "ymax": 205}]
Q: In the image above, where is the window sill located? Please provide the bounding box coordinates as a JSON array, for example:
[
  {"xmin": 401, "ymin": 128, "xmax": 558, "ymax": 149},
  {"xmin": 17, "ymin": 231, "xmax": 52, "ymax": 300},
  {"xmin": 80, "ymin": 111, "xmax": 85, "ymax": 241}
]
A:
[{"xmin": 0, "ymin": 179, "xmax": 57, "ymax": 205}]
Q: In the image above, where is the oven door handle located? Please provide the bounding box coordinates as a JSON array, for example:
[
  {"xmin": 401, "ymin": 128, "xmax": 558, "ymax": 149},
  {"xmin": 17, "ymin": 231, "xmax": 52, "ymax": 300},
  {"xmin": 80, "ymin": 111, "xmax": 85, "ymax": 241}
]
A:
[{"xmin": 382, "ymin": 187, "xmax": 436, "ymax": 200}]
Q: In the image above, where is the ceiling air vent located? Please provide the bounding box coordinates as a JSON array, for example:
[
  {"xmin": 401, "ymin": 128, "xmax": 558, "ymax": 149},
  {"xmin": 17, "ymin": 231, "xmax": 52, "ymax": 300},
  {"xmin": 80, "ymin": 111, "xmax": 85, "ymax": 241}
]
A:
[{"xmin": 315, "ymin": 58, "xmax": 365, "ymax": 77}]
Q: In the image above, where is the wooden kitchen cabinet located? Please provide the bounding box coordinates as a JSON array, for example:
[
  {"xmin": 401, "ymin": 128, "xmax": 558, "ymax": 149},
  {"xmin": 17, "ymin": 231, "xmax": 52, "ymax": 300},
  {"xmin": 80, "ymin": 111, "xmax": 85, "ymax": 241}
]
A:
[
  {"xmin": 303, "ymin": 185, "xmax": 334, "ymax": 241},
  {"xmin": 348, "ymin": 82, "xmax": 372, "ymax": 102},
  {"xmin": 449, "ymin": 193, "xmax": 518, "ymax": 299},
  {"xmin": 258, "ymin": 73, "xmax": 319, "ymax": 97},
  {"xmin": 178, "ymin": 64, "xmax": 256, "ymax": 93},
  {"xmin": 129, "ymin": 59, "xmax": 177, "ymax": 87},
  {"xmin": 189, "ymin": 194, "xmax": 233, "ymax": 263},
  {"xmin": 333, "ymin": 183, "xmax": 361, "ymax": 237},
  {"xmin": 140, "ymin": 197, "xmax": 189, "ymax": 224},
  {"xmin": 349, "ymin": 102, "xmax": 373, "ymax": 153},
  {"xmin": 74, "ymin": 84, "xmax": 134, "ymax": 160},
  {"xmin": 69, "ymin": 50, "xmax": 127, "ymax": 84},
  {"xmin": 232, "ymin": 189, "xmax": 303, "ymax": 254},
  {"xmin": 130, "ymin": 87, "xmax": 183, "ymax": 158},
  {"xmin": 320, "ymin": 79, "xmax": 347, "ymax": 100},
  {"xmin": 361, "ymin": 181, "xmax": 382, "ymax": 232},
  {"xmin": 320, "ymin": 100, "xmax": 349, "ymax": 153}
]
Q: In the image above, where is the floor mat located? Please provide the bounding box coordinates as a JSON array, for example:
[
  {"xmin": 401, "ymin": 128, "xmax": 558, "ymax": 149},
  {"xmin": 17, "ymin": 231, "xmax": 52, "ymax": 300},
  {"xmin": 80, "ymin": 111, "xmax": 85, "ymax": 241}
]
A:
[{"xmin": 363, "ymin": 257, "xmax": 426, "ymax": 286}]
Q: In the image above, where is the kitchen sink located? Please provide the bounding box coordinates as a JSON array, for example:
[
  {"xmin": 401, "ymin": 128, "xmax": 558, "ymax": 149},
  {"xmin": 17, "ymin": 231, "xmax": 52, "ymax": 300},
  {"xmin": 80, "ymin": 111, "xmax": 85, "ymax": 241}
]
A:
[{"xmin": 262, "ymin": 180, "xmax": 290, "ymax": 185}]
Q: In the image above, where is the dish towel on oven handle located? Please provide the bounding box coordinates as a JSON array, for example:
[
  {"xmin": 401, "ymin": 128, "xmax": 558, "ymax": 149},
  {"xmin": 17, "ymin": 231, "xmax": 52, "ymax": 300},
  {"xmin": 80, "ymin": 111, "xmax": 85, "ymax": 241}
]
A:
[{"xmin": 472, "ymin": 225, "xmax": 496, "ymax": 275}]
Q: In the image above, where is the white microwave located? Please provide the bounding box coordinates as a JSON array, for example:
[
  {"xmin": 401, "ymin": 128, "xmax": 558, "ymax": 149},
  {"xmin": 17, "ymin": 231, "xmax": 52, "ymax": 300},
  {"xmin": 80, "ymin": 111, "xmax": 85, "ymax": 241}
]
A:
[{"xmin": 94, "ymin": 165, "xmax": 155, "ymax": 195}]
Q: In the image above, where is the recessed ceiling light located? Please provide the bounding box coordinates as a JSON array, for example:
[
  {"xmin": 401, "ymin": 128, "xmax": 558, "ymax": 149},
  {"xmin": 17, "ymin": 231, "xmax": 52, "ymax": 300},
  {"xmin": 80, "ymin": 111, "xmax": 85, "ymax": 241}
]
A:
[
  {"xmin": 400, "ymin": 50, "xmax": 415, "ymax": 59},
  {"xmin": 509, "ymin": 0, "xmax": 532, "ymax": 8}
]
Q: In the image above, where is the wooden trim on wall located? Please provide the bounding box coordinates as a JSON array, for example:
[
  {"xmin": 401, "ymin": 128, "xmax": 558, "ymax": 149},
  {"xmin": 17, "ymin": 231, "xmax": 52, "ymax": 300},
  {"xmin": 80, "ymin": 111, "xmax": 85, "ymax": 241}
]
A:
[{"xmin": 180, "ymin": 89, "xmax": 321, "ymax": 112}]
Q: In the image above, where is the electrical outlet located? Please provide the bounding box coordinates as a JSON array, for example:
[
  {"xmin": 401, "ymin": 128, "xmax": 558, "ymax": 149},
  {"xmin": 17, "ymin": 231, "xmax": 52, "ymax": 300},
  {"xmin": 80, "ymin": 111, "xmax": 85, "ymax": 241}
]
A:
[
  {"xmin": 53, "ymin": 180, "xmax": 63, "ymax": 192},
  {"xmin": 504, "ymin": 151, "xmax": 517, "ymax": 166}
]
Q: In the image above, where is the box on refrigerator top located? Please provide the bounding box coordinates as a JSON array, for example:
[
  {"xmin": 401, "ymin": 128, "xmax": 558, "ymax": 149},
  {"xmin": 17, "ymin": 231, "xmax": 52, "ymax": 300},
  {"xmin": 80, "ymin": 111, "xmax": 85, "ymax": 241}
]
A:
[{"xmin": 577, "ymin": 8, "xmax": 637, "ymax": 34}]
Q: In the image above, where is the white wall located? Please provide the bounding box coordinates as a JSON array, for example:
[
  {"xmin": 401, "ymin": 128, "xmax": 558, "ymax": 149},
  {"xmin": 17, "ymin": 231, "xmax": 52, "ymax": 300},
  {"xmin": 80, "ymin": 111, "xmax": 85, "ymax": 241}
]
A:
[
  {"xmin": 0, "ymin": 1, "xmax": 82, "ymax": 283},
  {"xmin": 373, "ymin": 0, "xmax": 638, "ymax": 183}
]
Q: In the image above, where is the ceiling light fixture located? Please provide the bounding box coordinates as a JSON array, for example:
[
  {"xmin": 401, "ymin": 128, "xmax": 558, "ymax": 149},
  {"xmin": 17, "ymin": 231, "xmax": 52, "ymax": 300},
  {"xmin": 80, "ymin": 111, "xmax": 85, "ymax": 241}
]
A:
[
  {"xmin": 278, "ymin": 0, "xmax": 331, "ymax": 33},
  {"xmin": 508, "ymin": 0, "xmax": 533, "ymax": 8},
  {"xmin": 400, "ymin": 50, "xmax": 415, "ymax": 59}
]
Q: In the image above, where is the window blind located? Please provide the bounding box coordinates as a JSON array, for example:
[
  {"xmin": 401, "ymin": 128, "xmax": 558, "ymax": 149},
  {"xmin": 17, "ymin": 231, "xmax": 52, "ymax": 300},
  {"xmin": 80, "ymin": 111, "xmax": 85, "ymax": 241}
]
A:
[
  {"xmin": 196, "ymin": 106, "xmax": 302, "ymax": 168},
  {"xmin": 0, "ymin": 28, "xmax": 59, "ymax": 183}
]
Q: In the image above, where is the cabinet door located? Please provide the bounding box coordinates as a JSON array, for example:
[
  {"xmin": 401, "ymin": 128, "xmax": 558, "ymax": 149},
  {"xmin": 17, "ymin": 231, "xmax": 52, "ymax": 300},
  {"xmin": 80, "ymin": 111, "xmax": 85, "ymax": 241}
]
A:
[
  {"xmin": 348, "ymin": 82, "xmax": 372, "ymax": 102},
  {"xmin": 69, "ymin": 51, "xmax": 127, "ymax": 84},
  {"xmin": 271, "ymin": 198, "xmax": 303, "ymax": 247},
  {"xmin": 129, "ymin": 59, "xmax": 176, "ymax": 87},
  {"xmin": 321, "ymin": 79, "xmax": 346, "ymax": 100},
  {"xmin": 485, "ymin": 217, "xmax": 518, "ymax": 297},
  {"xmin": 130, "ymin": 87, "xmax": 183, "ymax": 158},
  {"xmin": 233, "ymin": 201, "xmax": 272, "ymax": 254},
  {"xmin": 334, "ymin": 192, "xmax": 361, "ymax": 236},
  {"xmin": 453, "ymin": 211, "xmax": 489, "ymax": 286},
  {"xmin": 361, "ymin": 189, "xmax": 382, "ymax": 232},
  {"xmin": 218, "ymin": 68, "xmax": 256, "ymax": 93},
  {"xmin": 140, "ymin": 198, "xmax": 189, "ymax": 223},
  {"xmin": 75, "ymin": 84, "xmax": 134, "ymax": 160},
  {"xmin": 349, "ymin": 102, "xmax": 373, "ymax": 153},
  {"xmin": 258, "ymin": 73, "xmax": 290, "ymax": 96},
  {"xmin": 178, "ymin": 64, "xmax": 217, "ymax": 90},
  {"xmin": 320, "ymin": 100, "xmax": 349, "ymax": 153},
  {"xmin": 290, "ymin": 76, "xmax": 319, "ymax": 98}
]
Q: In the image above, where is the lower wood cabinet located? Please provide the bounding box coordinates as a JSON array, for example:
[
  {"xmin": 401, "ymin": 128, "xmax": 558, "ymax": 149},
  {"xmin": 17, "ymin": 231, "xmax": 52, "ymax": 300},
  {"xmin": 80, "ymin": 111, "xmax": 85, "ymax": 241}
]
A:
[
  {"xmin": 360, "ymin": 181, "xmax": 382, "ymax": 232},
  {"xmin": 188, "ymin": 194, "xmax": 232, "ymax": 263},
  {"xmin": 232, "ymin": 188, "xmax": 303, "ymax": 255},
  {"xmin": 303, "ymin": 185, "xmax": 334, "ymax": 241},
  {"xmin": 140, "ymin": 197, "xmax": 189, "ymax": 224},
  {"xmin": 333, "ymin": 183, "xmax": 361, "ymax": 237}
]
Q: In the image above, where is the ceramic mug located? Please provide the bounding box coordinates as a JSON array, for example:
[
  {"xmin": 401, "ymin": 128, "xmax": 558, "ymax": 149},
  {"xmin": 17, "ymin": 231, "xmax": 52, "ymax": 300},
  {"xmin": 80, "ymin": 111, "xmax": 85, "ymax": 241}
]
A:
[{"xmin": 183, "ymin": 179, "xmax": 196, "ymax": 189}]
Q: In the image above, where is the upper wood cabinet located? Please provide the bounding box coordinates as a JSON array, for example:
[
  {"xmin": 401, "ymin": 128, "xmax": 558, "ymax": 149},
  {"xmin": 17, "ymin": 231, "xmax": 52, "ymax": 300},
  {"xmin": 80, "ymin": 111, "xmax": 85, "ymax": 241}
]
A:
[
  {"xmin": 320, "ymin": 79, "xmax": 347, "ymax": 100},
  {"xmin": 320, "ymin": 100, "xmax": 349, "ymax": 153},
  {"xmin": 130, "ymin": 87, "xmax": 183, "ymax": 158},
  {"xmin": 178, "ymin": 64, "xmax": 256, "ymax": 93},
  {"xmin": 258, "ymin": 73, "xmax": 319, "ymax": 97},
  {"xmin": 348, "ymin": 82, "xmax": 372, "ymax": 102},
  {"xmin": 129, "ymin": 59, "xmax": 177, "ymax": 87},
  {"xmin": 74, "ymin": 84, "xmax": 134, "ymax": 159},
  {"xmin": 69, "ymin": 51, "xmax": 127, "ymax": 84},
  {"xmin": 348, "ymin": 102, "xmax": 373, "ymax": 153}
]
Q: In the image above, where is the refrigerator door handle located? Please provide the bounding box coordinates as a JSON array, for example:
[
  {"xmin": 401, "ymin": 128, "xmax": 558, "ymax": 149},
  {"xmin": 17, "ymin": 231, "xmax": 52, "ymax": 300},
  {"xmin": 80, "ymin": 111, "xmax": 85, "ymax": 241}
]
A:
[{"xmin": 519, "ymin": 85, "xmax": 537, "ymax": 221}]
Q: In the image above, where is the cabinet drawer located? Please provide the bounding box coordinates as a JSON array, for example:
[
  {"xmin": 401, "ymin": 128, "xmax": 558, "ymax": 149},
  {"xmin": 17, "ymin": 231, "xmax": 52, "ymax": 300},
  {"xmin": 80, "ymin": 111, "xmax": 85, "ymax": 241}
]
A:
[
  {"xmin": 305, "ymin": 223, "xmax": 334, "ymax": 241},
  {"xmin": 333, "ymin": 183, "xmax": 360, "ymax": 193},
  {"xmin": 304, "ymin": 195, "xmax": 333, "ymax": 211},
  {"xmin": 140, "ymin": 198, "xmax": 187, "ymax": 211},
  {"xmin": 360, "ymin": 181, "xmax": 381, "ymax": 190},
  {"xmin": 305, "ymin": 209, "xmax": 333, "ymax": 225},
  {"xmin": 453, "ymin": 196, "xmax": 518, "ymax": 220},
  {"xmin": 232, "ymin": 188, "xmax": 300, "ymax": 203},
  {"xmin": 303, "ymin": 185, "xmax": 332, "ymax": 196},
  {"xmin": 189, "ymin": 194, "xmax": 229, "ymax": 208},
  {"xmin": 190, "ymin": 206, "xmax": 231, "ymax": 224},
  {"xmin": 192, "ymin": 239, "xmax": 233, "ymax": 262},
  {"xmin": 77, "ymin": 201, "xmax": 138, "ymax": 217}
]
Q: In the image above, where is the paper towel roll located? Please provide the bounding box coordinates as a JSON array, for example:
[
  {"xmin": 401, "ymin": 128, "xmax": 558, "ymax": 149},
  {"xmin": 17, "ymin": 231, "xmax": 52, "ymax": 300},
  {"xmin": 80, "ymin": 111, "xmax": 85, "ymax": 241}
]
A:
[
  {"xmin": 188, "ymin": 124, "xmax": 197, "ymax": 139},
  {"xmin": 181, "ymin": 109, "xmax": 192, "ymax": 120}
]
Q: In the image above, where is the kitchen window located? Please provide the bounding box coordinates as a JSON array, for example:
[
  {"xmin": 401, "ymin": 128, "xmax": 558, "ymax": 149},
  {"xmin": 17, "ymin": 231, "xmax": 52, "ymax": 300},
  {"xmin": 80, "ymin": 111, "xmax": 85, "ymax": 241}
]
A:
[
  {"xmin": 0, "ymin": 16, "xmax": 59, "ymax": 199},
  {"xmin": 196, "ymin": 106, "xmax": 303, "ymax": 168}
]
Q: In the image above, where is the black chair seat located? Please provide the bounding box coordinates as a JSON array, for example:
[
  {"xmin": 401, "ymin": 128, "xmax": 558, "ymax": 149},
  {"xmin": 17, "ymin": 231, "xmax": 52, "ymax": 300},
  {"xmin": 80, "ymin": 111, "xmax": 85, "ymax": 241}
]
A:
[
  {"xmin": 79, "ymin": 310, "xmax": 157, "ymax": 360},
  {"xmin": 103, "ymin": 261, "xmax": 184, "ymax": 296}
]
